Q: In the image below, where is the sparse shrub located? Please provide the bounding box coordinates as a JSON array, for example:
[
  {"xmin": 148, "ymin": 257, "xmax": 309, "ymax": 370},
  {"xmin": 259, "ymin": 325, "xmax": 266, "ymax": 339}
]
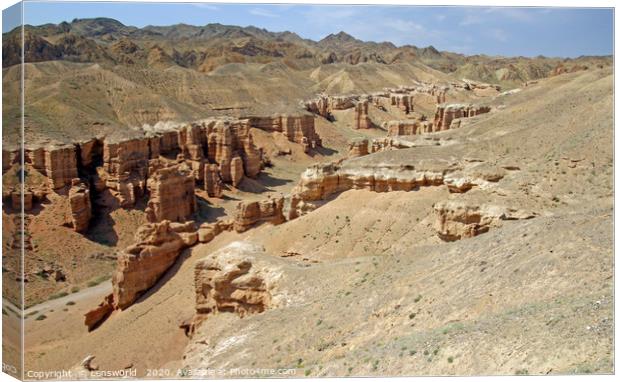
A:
[
  {"xmin": 71, "ymin": 286, "xmax": 80, "ymax": 293},
  {"xmin": 49, "ymin": 291, "xmax": 69, "ymax": 300},
  {"xmin": 409, "ymin": 350, "xmax": 417, "ymax": 356},
  {"xmin": 414, "ymin": 295, "xmax": 422, "ymax": 303},
  {"xmin": 515, "ymin": 369, "xmax": 529, "ymax": 375},
  {"xmin": 35, "ymin": 314, "xmax": 47, "ymax": 321},
  {"xmin": 447, "ymin": 356, "xmax": 454, "ymax": 363},
  {"xmin": 66, "ymin": 301, "xmax": 76, "ymax": 306}
]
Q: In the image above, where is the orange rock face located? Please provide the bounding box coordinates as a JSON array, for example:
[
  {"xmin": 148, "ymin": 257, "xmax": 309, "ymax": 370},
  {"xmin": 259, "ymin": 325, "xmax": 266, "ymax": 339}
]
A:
[
  {"xmin": 230, "ymin": 156, "xmax": 245, "ymax": 187},
  {"xmin": 433, "ymin": 103, "xmax": 491, "ymax": 131},
  {"xmin": 146, "ymin": 164, "xmax": 196, "ymax": 223},
  {"xmin": 112, "ymin": 220, "xmax": 196, "ymax": 310},
  {"xmin": 390, "ymin": 93, "xmax": 414, "ymax": 114},
  {"xmin": 248, "ymin": 114, "xmax": 322, "ymax": 153},
  {"xmin": 203, "ymin": 163, "xmax": 223, "ymax": 198},
  {"xmin": 68, "ymin": 179, "xmax": 92, "ymax": 232},
  {"xmin": 101, "ymin": 137, "xmax": 150, "ymax": 207},
  {"xmin": 385, "ymin": 120, "xmax": 433, "ymax": 136},
  {"xmin": 36, "ymin": 144, "xmax": 79, "ymax": 189},
  {"xmin": 348, "ymin": 138, "xmax": 369, "ymax": 158},
  {"xmin": 354, "ymin": 100, "xmax": 372, "ymax": 129},
  {"xmin": 233, "ymin": 196, "xmax": 286, "ymax": 232},
  {"xmin": 84, "ymin": 294, "xmax": 114, "ymax": 331}
]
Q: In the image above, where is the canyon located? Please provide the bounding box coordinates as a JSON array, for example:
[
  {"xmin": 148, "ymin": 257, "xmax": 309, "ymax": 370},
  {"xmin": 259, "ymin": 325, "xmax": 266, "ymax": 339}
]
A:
[{"xmin": 2, "ymin": 17, "xmax": 613, "ymax": 380}]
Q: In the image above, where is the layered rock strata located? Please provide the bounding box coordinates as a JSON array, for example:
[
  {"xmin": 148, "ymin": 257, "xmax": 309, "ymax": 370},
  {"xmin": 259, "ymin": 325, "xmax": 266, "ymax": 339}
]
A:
[
  {"xmin": 354, "ymin": 100, "xmax": 372, "ymax": 129},
  {"xmin": 145, "ymin": 164, "xmax": 196, "ymax": 223},
  {"xmin": 203, "ymin": 164, "xmax": 223, "ymax": 198},
  {"xmin": 390, "ymin": 93, "xmax": 414, "ymax": 114},
  {"xmin": 68, "ymin": 179, "xmax": 92, "ymax": 232},
  {"xmin": 112, "ymin": 220, "xmax": 197, "ymax": 310},
  {"xmin": 433, "ymin": 200, "xmax": 534, "ymax": 241},
  {"xmin": 385, "ymin": 120, "xmax": 433, "ymax": 136},
  {"xmin": 433, "ymin": 103, "xmax": 491, "ymax": 131},
  {"xmin": 193, "ymin": 242, "xmax": 274, "ymax": 319},
  {"xmin": 348, "ymin": 138, "xmax": 369, "ymax": 158},
  {"xmin": 247, "ymin": 114, "xmax": 322, "ymax": 153},
  {"xmin": 234, "ymin": 196, "xmax": 286, "ymax": 233}
]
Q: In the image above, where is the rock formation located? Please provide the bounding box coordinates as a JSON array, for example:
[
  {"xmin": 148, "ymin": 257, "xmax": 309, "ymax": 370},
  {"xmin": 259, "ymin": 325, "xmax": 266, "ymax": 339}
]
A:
[
  {"xmin": 433, "ymin": 200, "xmax": 534, "ymax": 241},
  {"xmin": 291, "ymin": 162, "xmax": 445, "ymax": 204},
  {"xmin": 433, "ymin": 103, "xmax": 491, "ymax": 131},
  {"xmin": 197, "ymin": 219, "xmax": 233, "ymax": 244},
  {"xmin": 348, "ymin": 138, "xmax": 369, "ymax": 158},
  {"xmin": 84, "ymin": 294, "xmax": 114, "ymax": 331},
  {"xmin": 68, "ymin": 179, "xmax": 92, "ymax": 232},
  {"xmin": 112, "ymin": 220, "xmax": 197, "ymax": 310},
  {"xmin": 100, "ymin": 136, "xmax": 150, "ymax": 207},
  {"xmin": 191, "ymin": 242, "xmax": 279, "ymax": 331},
  {"xmin": 390, "ymin": 93, "xmax": 414, "ymax": 114},
  {"xmin": 354, "ymin": 100, "xmax": 372, "ymax": 129},
  {"xmin": 23, "ymin": 144, "xmax": 79, "ymax": 190},
  {"xmin": 385, "ymin": 120, "xmax": 433, "ymax": 136},
  {"xmin": 248, "ymin": 114, "xmax": 322, "ymax": 153},
  {"xmin": 230, "ymin": 156, "xmax": 245, "ymax": 187},
  {"xmin": 203, "ymin": 164, "xmax": 223, "ymax": 198},
  {"xmin": 234, "ymin": 196, "xmax": 286, "ymax": 232},
  {"xmin": 146, "ymin": 164, "xmax": 196, "ymax": 223}
]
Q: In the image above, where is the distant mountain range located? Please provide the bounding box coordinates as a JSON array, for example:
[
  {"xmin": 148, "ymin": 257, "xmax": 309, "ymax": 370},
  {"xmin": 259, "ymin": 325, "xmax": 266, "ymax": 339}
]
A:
[{"xmin": 3, "ymin": 17, "xmax": 611, "ymax": 83}]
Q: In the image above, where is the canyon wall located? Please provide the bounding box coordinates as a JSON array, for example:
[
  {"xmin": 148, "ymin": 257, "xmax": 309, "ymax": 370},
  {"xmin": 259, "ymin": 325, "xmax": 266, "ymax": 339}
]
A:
[{"xmin": 433, "ymin": 103, "xmax": 491, "ymax": 131}]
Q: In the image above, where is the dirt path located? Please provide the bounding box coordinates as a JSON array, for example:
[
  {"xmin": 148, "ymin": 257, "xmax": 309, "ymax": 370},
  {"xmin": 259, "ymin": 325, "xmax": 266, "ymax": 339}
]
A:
[{"xmin": 22, "ymin": 281, "xmax": 112, "ymax": 316}]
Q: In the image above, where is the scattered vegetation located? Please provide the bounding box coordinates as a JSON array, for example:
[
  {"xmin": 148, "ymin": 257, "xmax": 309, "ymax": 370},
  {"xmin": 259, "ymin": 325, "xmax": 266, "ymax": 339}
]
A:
[{"xmin": 48, "ymin": 291, "xmax": 69, "ymax": 300}]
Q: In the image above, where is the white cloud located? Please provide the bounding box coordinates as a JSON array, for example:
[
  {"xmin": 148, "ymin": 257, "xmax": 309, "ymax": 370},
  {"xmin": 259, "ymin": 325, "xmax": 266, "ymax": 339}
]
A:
[{"xmin": 249, "ymin": 8, "xmax": 280, "ymax": 18}]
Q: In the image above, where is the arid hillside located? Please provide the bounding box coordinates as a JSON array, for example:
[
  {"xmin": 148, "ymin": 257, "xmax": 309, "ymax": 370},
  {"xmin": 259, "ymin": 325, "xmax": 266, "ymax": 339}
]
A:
[
  {"xmin": 2, "ymin": 18, "xmax": 611, "ymax": 146},
  {"xmin": 13, "ymin": 64, "xmax": 612, "ymax": 377}
]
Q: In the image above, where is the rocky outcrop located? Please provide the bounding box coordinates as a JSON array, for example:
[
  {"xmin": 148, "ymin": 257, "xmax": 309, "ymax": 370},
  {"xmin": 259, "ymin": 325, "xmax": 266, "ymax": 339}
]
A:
[
  {"xmin": 192, "ymin": 242, "xmax": 279, "ymax": 329},
  {"xmin": 291, "ymin": 161, "xmax": 445, "ymax": 204},
  {"xmin": 35, "ymin": 144, "xmax": 79, "ymax": 189},
  {"xmin": 112, "ymin": 220, "xmax": 196, "ymax": 310},
  {"xmin": 461, "ymin": 78, "xmax": 501, "ymax": 91},
  {"xmin": 234, "ymin": 196, "xmax": 286, "ymax": 232},
  {"xmin": 146, "ymin": 164, "xmax": 196, "ymax": 223},
  {"xmin": 2, "ymin": 149, "xmax": 18, "ymax": 172},
  {"xmin": 390, "ymin": 94, "xmax": 414, "ymax": 114},
  {"xmin": 247, "ymin": 114, "xmax": 322, "ymax": 153},
  {"xmin": 385, "ymin": 120, "xmax": 433, "ymax": 136},
  {"xmin": 433, "ymin": 103, "xmax": 491, "ymax": 131},
  {"xmin": 68, "ymin": 179, "xmax": 92, "ymax": 232},
  {"xmin": 303, "ymin": 95, "xmax": 330, "ymax": 119},
  {"xmin": 197, "ymin": 219, "xmax": 233, "ymax": 244},
  {"xmin": 433, "ymin": 200, "xmax": 534, "ymax": 241},
  {"xmin": 348, "ymin": 138, "xmax": 369, "ymax": 158},
  {"xmin": 84, "ymin": 294, "xmax": 114, "ymax": 331},
  {"xmin": 354, "ymin": 100, "xmax": 372, "ymax": 129},
  {"xmin": 203, "ymin": 164, "xmax": 223, "ymax": 198},
  {"xmin": 230, "ymin": 156, "xmax": 245, "ymax": 187},
  {"xmin": 100, "ymin": 137, "xmax": 150, "ymax": 207}
]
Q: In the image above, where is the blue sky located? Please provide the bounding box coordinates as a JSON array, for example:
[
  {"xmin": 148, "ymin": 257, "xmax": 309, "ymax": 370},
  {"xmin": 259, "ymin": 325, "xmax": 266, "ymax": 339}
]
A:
[{"xmin": 3, "ymin": 1, "xmax": 614, "ymax": 58}]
